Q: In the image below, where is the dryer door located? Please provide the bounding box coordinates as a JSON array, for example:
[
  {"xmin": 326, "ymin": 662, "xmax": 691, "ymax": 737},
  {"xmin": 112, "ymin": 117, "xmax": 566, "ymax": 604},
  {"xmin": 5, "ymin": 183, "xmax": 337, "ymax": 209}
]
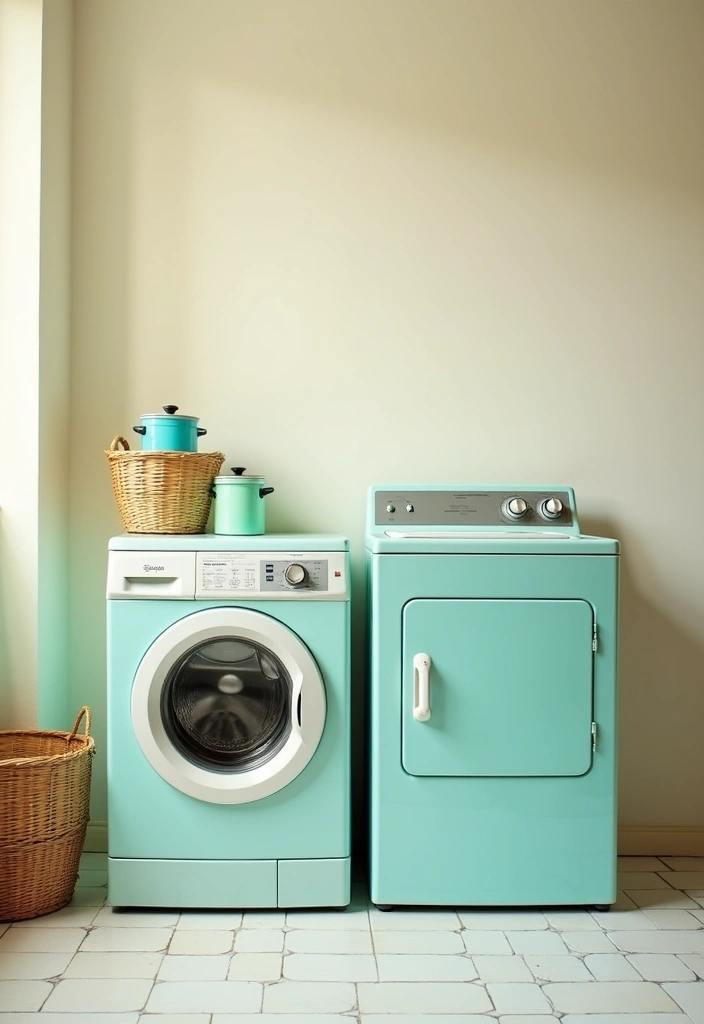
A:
[
  {"xmin": 402, "ymin": 598, "xmax": 594, "ymax": 777},
  {"xmin": 132, "ymin": 608, "xmax": 326, "ymax": 804}
]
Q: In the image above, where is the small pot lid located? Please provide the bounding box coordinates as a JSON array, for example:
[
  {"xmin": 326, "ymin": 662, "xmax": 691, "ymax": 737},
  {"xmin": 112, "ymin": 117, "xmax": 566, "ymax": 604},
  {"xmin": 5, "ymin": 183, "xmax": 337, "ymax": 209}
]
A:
[
  {"xmin": 140, "ymin": 404, "xmax": 200, "ymax": 422},
  {"xmin": 215, "ymin": 467, "xmax": 266, "ymax": 484}
]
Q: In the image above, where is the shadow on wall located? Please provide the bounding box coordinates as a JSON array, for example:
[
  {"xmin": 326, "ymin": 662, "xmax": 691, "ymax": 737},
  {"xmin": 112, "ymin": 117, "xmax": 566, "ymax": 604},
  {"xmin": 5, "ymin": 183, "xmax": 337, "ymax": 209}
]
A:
[{"xmin": 581, "ymin": 514, "xmax": 704, "ymax": 827}]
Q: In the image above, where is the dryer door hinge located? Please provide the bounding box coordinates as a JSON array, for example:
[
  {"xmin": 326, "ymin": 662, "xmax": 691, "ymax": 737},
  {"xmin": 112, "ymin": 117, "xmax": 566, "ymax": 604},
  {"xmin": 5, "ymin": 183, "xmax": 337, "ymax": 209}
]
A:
[
  {"xmin": 591, "ymin": 722, "xmax": 598, "ymax": 752},
  {"xmin": 592, "ymin": 623, "xmax": 598, "ymax": 652}
]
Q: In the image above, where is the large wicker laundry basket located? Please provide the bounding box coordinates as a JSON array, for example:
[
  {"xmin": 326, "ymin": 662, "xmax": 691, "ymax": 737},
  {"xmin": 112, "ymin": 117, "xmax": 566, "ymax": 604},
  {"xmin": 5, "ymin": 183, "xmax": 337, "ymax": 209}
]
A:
[
  {"xmin": 0, "ymin": 707, "xmax": 95, "ymax": 921},
  {"xmin": 105, "ymin": 436, "xmax": 225, "ymax": 533}
]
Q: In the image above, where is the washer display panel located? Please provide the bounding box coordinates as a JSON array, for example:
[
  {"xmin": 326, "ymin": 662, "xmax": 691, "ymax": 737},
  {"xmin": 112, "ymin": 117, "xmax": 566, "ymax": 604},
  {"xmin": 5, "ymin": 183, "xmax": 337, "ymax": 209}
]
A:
[{"xmin": 132, "ymin": 609, "xmax": 326, "ymax": 804}]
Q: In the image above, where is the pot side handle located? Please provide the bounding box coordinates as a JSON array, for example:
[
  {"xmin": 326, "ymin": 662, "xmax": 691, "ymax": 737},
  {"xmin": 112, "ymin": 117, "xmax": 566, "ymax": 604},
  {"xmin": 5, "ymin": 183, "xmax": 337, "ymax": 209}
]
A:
[
  {"xmin": 197, "ymin": 428, "xmax": 207, "ymax": 436},
  {"xmin": 259, "ymin": 487, "xmax": 275, "ymax": 498},
  {"xmin": 133, "ymin": 425, "xmax": 147, "ymax": 435}
]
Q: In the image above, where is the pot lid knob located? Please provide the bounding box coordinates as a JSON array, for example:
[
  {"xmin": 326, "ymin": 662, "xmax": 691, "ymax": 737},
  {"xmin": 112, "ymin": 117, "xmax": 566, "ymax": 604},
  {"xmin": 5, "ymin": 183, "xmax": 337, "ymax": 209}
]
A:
[
  {"xmin": 162, "ymin": 405, "xmax": 179, "ymax": 415},
  {"xmin": 231, "ymin": 467, "xmax": 246, "ymax": 476}
]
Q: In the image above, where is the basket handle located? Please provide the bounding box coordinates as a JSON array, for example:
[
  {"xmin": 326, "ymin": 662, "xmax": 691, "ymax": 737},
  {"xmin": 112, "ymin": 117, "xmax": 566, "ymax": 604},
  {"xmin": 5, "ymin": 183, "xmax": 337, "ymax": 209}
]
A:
[
  {"xmin": 109, "ymin": 436, "xmax": 130, "ymax": 452},
  {"xmin": 68, "ymin": 706, "xmax": 92, "ymax": 745}
]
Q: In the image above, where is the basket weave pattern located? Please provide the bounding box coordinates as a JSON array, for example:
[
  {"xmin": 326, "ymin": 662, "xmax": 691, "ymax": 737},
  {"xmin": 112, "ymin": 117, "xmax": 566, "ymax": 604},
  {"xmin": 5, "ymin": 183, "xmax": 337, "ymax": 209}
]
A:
[
  {"xmin": 105, "ymin": 436, "xmax": 225, "ymax": 534},
  {"xmin": 0, "ymin": 708, "xmax": 95, "ymax": 922}
]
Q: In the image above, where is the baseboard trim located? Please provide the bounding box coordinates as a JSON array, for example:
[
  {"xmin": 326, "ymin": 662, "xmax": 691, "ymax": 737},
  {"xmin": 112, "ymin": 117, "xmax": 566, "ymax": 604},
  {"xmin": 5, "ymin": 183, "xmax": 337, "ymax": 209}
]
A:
[
  {"xmin": 84, "ymin": 821, "xmax": 108, "ymax": 853},
  {"xmin": 85, "ymin": 821, "xmax": 704, "ymax": 857},
  {"xmin": 618, "ymin": 826, "xmax": 704, "ymax": 856}
]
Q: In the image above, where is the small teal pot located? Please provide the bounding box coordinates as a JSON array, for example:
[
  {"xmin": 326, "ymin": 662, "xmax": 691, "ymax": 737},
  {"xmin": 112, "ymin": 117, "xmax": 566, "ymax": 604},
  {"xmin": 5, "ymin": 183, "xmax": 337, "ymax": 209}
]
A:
[
  {"xmin": 212, "ymin": 468, "xmax": 275, "ymax": 536},
  {"xmin": 133, "ymin": 405, "xmax": 207, "ymax": 451}
]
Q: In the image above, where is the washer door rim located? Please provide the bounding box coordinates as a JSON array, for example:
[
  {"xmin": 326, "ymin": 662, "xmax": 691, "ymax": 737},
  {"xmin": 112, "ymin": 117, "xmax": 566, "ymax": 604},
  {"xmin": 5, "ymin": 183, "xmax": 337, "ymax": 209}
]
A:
[{"xmin": 131, "ymin": 607, "xmax": 326, "ymax": 804}]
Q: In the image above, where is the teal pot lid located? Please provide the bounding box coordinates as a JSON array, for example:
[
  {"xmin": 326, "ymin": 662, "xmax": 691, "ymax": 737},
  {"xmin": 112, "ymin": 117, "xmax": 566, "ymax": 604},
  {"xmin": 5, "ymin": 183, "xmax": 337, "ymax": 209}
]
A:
[
  {"xmin": 140, "ymin": 404, "xmax": 200, "ymax": 422},
  {"xmin": 215, "ymin": 468, "xmax": 266, "ymax": 484}
]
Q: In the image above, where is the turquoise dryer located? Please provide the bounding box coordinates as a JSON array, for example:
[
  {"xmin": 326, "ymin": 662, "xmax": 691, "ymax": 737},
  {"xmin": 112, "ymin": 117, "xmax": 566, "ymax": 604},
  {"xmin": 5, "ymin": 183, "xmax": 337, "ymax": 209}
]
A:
[
  {"xmin": 107, "ymin": 534, "xmax": 350, "ymax": 909},
  {"xmin": 366, "ymin": 485, "xmax": 619, "ymax": 909}
]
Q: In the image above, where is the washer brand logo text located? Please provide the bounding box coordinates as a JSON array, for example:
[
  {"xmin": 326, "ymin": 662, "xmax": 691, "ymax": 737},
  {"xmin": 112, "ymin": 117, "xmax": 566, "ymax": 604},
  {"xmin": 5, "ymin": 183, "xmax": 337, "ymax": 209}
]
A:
[{"xmin": 143, "ymin": 564, "xmax": 165, "ymax": 572}]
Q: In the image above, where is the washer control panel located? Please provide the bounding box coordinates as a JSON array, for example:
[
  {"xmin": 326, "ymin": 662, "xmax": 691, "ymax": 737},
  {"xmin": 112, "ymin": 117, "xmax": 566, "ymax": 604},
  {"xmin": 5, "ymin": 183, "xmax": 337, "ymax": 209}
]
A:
[
  {"xmin": 107, "ymin": 550, "xmax": 348, "ymax": 600},
  {"xmin": 375, "ymin": 490, "xmax": 574, "ymax": 527},
  {"xmin": 196, "ymin": 551, "xmax": 347, "ymax": 599},
  {"xmin": 260, "ymin": 559, "xmax": 327, "ymax": 592}
]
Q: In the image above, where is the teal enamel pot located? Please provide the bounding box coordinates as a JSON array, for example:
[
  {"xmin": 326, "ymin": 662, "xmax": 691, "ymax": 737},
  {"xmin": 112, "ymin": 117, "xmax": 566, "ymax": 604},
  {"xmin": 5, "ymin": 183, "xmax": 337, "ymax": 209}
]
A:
[
  {"xmin": 212, "ymin": 468, "xmax": 275, "ymax": 536},
  {"xmin": 132, "ymin": 405, "xmax": 207, "ymax": 451}
]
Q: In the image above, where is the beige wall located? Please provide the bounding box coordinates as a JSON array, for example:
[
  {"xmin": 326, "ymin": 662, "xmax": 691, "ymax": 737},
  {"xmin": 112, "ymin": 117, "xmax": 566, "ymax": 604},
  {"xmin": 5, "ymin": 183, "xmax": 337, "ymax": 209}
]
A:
[{"xmin": 70, "ymin": 0, "xmax": 704, "ymax": 829}]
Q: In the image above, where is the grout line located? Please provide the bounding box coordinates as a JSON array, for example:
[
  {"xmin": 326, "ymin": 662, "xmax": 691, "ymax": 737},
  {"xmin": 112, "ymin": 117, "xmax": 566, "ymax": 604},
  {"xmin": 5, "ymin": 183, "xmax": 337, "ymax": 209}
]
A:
[{"xmin": 138, "ymin": 976, "xmax": 156, "ymax": 1016}]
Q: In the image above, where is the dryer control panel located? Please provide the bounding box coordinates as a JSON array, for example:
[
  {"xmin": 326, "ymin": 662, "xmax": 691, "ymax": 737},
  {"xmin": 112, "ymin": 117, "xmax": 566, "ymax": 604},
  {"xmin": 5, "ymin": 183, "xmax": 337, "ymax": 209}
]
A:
[{"xmin": 375, "ymin": 489, "xmax": 574, "ymax": 528}]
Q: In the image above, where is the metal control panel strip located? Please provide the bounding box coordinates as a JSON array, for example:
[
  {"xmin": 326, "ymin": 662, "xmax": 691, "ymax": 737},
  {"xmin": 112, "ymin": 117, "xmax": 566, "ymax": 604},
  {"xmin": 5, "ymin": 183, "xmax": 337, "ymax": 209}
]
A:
[{"xmin": 375, "ymin": 490, "xmax": 574, "ymax": 528}]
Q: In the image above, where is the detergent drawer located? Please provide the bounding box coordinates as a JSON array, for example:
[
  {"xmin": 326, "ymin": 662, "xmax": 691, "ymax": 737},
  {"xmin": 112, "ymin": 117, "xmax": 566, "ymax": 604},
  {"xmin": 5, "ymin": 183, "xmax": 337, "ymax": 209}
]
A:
[{"xmin": 402, "ymin": 598, "xmax": 594, "ymax": 777}]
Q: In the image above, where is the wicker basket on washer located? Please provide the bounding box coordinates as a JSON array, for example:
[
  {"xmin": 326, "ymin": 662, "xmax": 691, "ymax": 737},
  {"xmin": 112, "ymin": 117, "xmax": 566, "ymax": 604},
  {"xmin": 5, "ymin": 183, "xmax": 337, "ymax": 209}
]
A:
[
  {"xmin": 0, "ymin": 707, "xmax": 95, "ymax": 921},
  {"xmin": 105, "ymin": 436, "xmax": 225, "ymax": 534}
]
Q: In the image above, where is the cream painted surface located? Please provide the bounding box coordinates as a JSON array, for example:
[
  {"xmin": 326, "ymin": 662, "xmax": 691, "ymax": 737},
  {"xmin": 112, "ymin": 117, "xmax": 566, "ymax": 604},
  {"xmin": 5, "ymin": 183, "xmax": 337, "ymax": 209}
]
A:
[
  {"xmin": 0, "ymin": 0, "xmax": 43, "ymax": 727},
  {"xmin": 0, "ymin": 0, "xmax": 73, "ymax": 731},
  {"xmin": 71, "ymin": 0, "xmax": 704, "ymax": 826},
  {"xmin": 38, "ymin": 0, "xmax": 73, "ymax": 727}
]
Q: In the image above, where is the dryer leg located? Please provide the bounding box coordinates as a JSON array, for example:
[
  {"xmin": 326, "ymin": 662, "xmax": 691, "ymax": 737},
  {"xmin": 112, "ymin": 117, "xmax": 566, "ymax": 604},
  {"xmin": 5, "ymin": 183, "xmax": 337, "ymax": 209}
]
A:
[
  {"xmin": 592, "ymin": 904, "xmax": 611, "ymax": 912},
  {"xmin": 373, "ymin": 903, "xmax": 394, "ymax": 912}
]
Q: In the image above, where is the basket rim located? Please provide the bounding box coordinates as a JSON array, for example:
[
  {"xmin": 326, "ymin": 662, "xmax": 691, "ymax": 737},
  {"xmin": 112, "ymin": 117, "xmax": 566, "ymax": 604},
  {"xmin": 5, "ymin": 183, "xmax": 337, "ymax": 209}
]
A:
[
  {"xmin": 105, "ymin": 449, "xmax": 226, "ymax": 460},
  {"xmin": 0, "ymin": 735, "xmax": 95, "ymax": 768}
]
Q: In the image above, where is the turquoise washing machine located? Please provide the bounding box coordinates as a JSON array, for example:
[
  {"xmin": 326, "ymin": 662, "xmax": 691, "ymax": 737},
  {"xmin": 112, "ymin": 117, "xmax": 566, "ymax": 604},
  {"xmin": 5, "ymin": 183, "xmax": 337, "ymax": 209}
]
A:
[
  {"xmin": 366, "ymin": 485, "xmax": 619, "ymax": 909},
  {"xmin": 106, "ymin": 534, "xmax": 350, "ymax": 909}
]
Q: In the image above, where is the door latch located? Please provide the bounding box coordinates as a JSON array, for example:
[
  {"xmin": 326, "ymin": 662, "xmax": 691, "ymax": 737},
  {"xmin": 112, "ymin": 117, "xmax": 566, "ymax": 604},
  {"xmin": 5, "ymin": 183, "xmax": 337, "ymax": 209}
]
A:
[{"xmin": 413, "ymin": 653, "xmax": 432, "ymax": 722}]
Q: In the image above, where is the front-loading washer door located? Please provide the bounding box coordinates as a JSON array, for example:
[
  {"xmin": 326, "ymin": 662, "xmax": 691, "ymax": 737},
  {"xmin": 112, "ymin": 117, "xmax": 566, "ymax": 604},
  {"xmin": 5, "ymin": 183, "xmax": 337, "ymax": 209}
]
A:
[
  {"xmin": 402, "ymin": 598, "xmax": 594, "ymax": 777},
  {"xmin": 132, "ymin": 608, "xmax": 326, "ymax": 804}
]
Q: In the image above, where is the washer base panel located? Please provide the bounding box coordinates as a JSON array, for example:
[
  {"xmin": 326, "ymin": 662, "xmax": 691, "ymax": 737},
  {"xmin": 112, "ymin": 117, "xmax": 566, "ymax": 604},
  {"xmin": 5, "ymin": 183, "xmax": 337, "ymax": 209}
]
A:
[{"xmin": 108, "ymin": 856, "xmax": 351, "ymax": 909}]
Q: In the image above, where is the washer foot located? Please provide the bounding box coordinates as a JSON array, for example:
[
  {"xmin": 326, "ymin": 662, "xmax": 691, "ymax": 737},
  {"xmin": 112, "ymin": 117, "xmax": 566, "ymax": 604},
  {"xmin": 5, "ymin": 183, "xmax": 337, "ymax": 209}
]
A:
[
  {"xmin": 373, "ymin": 903, "xmax": 394, "ymax": 912},
  {"xmin": 592, "ymin": 903, "xmax": 611, "ymax": 912}
]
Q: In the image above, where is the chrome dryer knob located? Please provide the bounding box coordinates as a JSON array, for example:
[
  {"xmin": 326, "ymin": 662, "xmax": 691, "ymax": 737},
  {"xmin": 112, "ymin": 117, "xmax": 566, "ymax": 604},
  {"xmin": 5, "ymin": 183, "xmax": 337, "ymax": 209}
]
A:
[
  {"xmin": 540, "ymin": 497, "xmax": 563, "ymax": 519},
  {"xmin": 284, "ymin": 563, "xmax": 308, "ymax": 586},
  {"xmin": 504, "ymin": 497, "xmax": 529, "ymax": 519},
  {"xmin": 386, "ymin": 504, "xmax": 396, "ymax": 513}
]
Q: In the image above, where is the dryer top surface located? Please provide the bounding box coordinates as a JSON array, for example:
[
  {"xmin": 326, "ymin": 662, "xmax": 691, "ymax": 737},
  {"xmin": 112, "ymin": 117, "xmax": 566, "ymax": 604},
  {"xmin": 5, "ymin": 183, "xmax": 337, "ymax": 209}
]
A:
[{"xmin": 367, "ymin": 532, "xmax": 619, "ymax": 554}]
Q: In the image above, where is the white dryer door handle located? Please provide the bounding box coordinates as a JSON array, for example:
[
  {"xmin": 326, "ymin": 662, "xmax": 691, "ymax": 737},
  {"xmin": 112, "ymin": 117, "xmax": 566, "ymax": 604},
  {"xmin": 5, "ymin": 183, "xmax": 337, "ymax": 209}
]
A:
[{"xmin": 413, "ymin": 653, "xmax": 432, "ymax": 722}]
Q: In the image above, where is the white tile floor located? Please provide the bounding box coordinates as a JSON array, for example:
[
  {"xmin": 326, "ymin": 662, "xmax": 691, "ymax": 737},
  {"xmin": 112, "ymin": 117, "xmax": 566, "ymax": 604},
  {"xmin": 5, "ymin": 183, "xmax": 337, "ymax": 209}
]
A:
[{"xmin": 1, "ymin": 855, "xmax": 703, "ymax": 1021}]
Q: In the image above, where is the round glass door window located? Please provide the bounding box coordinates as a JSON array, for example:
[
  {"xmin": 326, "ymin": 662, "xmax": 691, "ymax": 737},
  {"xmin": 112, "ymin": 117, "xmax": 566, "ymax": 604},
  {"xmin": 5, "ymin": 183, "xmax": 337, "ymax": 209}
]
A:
[
  {"xmin": 132, "ymin": 608, "xmax": 326, "ymax": 804},
  {"xmin": 161, "ymin": 638, "xmax": 292, "ymax": 773}
]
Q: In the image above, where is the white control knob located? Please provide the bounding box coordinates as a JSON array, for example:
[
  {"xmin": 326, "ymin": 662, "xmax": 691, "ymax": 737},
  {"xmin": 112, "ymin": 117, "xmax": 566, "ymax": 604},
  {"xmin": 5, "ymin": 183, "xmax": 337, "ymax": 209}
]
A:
[
  {"xmin": 504, "ymin": 496, "xmax": 529, "ymax": 519},
  {"xmin": 406, "ymin": 504, "xmax": 414, "ymax": 513},
  {"xmin": 386, "ymin": 504, "xmax": 396, "ymax": 514},
  {"xmin": 540, "ymin": 497, "xmax": 564, "ymax": 519},
  {"xmin": 284, "ymin": 563, "xmax": 308, "ymax": 586}
]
